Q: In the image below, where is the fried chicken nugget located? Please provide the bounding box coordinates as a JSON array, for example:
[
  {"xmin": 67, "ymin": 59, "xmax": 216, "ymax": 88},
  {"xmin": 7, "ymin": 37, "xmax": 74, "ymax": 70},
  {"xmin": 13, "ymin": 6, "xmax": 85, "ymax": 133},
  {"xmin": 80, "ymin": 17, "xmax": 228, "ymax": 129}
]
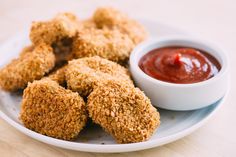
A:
[
  {"xmin": 0, "ymin": 43, "xmax": 55, "ymax": 91},
  {"xmin": 48, "ymin": 65, "xmax": 68, "ymax": 86},
  {"xmin": 30, "ymin": 12, "xmax": 78, "ymax": 45},
  {"xmin": 19, "ymin": 45, "xmax": 34, "ymax": 57},
  {"xmin": 87, "ymin": 80, "xmax": 160, "ymax": 143},
  {"xmin": 72, "ymin": 28, "xmax": 134, "ymax": 64},
  {"xmin": 66, "ymin": 56, "xmax": 133, "ymax": 97},
  {"xmin": 20, "ymin": 79, "xmax": 87, "ymax": 140},
  {"xmin": 52, "ymin": 38, "xmax": 73, "ymax": 65},
  {"xmin": 78, "ymin": 19, "xmax": 97, "ymax": 30},
  {"xmin": 93, "ymin": 7, "xmax": 148, "ymax": 44}
]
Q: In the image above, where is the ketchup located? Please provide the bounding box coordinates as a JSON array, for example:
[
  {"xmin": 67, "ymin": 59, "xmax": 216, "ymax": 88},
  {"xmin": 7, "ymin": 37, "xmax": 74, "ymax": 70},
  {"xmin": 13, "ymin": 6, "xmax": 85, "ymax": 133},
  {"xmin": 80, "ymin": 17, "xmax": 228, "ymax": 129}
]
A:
[{"xmin": 139, "ymin": 47, "xmax": 221, "ymax": 84}]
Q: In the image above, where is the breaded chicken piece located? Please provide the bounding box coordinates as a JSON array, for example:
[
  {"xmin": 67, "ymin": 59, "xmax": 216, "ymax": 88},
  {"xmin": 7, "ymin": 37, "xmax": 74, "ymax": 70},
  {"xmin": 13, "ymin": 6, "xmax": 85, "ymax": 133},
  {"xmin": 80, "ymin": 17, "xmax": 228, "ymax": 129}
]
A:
[
  {"xmin": 78, "ymin": 19, "xmax": 97, "ymax": 31},
  {"xmin": 52, "ymin": 38, "xmax": 73, "ymax": 65},
  {"xmin": 30, "ymin": 12, "xmax": 78, "ymax": 45},
  {"xmin": 0, "ymin": 43, "xmax": 55, "ymax": 91},
  {"xmin": 20, "ymin": 79, "xmax": 87, "ymax": 140},
  {"xmin": 66, "ymin": 56, "xmax": 133, "ymax": 97},
  {"xmin": 60, "ymin": 19, "xmax": 98, "ymax": 62},
  {"xmin": 87, "ymin": 80, "xmax": 160, "ymax": 143},
  {"xmin": 48, "ymin": 65, "xmax": 68, "ymax": 86},
  {"xmin": 93, "ymin": 7, "xmax": 148, "ymax": 44},
  {"xmin": 93, "ymin": 7, "xmax": 128, "ymax": 28},
  {"xmin": 19, "ymin": 45, "xmax": 34, "ymax": 57},
  {"xmin": 72, "ymin": 28, "xmax": 134, "ymax": 64}
]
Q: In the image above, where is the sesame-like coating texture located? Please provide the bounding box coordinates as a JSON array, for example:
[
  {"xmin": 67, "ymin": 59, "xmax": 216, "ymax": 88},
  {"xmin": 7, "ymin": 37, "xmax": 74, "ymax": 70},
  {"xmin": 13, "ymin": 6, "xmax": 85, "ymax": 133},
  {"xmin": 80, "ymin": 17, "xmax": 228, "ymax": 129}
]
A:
[
  {"xmin": 30, "ymin": 12, "xmax": 78, "ymax": 45},
  {"xmin": 0, "ymin": 43, "xmax": 55, "ymax": 91},
  {"xmin": 93, "ymin": 7, "xmax": 148, "ymax": 45},
  {"xmin": 71, "ymin": 28, "xmax": 134, "ymax": 64},
  {"xmin": 20, "ymin": 79, "xmax": 87, "ymax": 140},
  {"xmin": 87, "ymin": 81, "xmax": 160, "ymax": 143},
  {"xmin": 48, "ymin": 65, "xmax": 68, "ymax": 86},
  {"xmin": 66, "ymin": 56, "xmax": 133, "ymax": 97}
]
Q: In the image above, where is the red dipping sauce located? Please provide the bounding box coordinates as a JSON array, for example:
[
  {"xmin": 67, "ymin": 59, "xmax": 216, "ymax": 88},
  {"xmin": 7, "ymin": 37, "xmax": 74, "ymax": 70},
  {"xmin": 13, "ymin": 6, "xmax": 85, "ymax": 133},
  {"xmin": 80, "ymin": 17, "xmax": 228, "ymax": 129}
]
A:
[{"xmin": 139, "ymin": 47, "xmax": 221, "ymax": 84}]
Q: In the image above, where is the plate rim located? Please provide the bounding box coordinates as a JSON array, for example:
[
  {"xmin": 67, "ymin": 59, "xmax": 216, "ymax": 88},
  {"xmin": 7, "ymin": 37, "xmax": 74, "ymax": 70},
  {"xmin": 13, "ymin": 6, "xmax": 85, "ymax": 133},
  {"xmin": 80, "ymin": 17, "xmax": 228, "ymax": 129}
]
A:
[
  {"xmin": 0, "ymin": 95, "xmax": 226, "ymax": 153},
  {"xmin": 0, "ymin": 19, "xmax": 228, "ymax": 153}
]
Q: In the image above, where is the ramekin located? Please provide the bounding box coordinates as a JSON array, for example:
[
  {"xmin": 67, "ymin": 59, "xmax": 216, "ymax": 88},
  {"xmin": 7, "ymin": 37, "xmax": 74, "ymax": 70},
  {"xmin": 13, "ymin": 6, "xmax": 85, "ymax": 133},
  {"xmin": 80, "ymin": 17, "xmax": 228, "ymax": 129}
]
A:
[{"xmin": 129, "ymin": 37, "xmax": 229, "ymax": 110}]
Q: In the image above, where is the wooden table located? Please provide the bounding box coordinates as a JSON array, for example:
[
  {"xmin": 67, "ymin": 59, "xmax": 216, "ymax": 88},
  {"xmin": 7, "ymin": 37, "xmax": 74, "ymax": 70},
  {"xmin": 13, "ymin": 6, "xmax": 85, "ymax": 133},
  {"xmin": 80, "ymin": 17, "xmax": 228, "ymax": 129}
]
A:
[{"xmin": 0, "ymin": 0, "xmax": 235, "ymax": 156}]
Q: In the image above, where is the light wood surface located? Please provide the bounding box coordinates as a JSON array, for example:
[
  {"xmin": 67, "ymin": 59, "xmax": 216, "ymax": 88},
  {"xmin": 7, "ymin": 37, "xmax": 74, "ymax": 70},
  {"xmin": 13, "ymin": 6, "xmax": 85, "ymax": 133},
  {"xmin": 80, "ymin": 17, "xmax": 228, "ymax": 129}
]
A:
[{"xmin": 0, "ymin": 0, "xmax": 235, "ymax": 156}]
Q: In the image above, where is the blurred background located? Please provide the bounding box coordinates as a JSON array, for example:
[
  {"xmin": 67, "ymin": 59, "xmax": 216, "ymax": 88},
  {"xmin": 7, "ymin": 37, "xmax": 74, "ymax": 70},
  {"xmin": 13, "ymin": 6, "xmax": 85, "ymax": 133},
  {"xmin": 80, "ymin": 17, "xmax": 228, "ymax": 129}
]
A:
[{"xmin": 0, "ymin": 0, "xmax": 235, "ymax": 156}]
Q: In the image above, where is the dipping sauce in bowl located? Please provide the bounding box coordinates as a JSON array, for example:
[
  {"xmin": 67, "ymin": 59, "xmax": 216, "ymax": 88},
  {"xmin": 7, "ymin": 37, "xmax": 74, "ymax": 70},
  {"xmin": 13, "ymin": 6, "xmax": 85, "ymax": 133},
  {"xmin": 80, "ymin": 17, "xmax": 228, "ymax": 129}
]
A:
[
  {"xmin": 139, "ymin": 47, "xmax": 221, "ymax": 84},
  {"xmin": 130, "ymin": 37, "xmax": 229, "ymax": 110}
]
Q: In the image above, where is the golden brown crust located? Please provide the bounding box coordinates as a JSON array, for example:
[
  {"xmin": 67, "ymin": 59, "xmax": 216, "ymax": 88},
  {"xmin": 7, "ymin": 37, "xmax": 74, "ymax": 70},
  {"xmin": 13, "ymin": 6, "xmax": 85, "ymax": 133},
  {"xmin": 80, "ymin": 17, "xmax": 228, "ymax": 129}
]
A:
[
  {"xmin": 93, "ymin": 7, "xmax": 128, "ymax": 28},
  {"xmin": 117, "ymin": 20, "xmax": 148, "ymax": 45},
  {"xmin": 72, "ymin": 28, "xmax": 134, "ymax": 64},
  {"xmin": 19, "ymin": 45, "xmax": 34, "ymax": 57},
  {"xmin": 1, "ymin": 9, "xmax": 159, "ymax": 143},
  {"xmin": 48, "ymin": 65, "xmax": 68, "ymax": 86},
  {"xmin": 52, "ymin": 37, "xmax": 73, "ymax": 65},
  {"xmin": 93, "ymin": 7, "xmax": 148, "ymax": 45},
  {"xmin": 78, "ymin": 19, "xmax": 98, "ymax": 31},
  {"xmin": 30, "ymin": 12, "xmax": 78, "ymax": 45},
  {"xmin": 0, "ymin": 43, "xmax": 55, "ymax": 91},
  {"xmin": 87, "ymin": 80, "xmax": 160, "ymax": 143},
  {"xmin": 66, "ymin": 56, "xmax": 133, "ymax": 97},
  {"xmin": 20, "ymin": 79, "xmax": 87, "ymax": 140}
]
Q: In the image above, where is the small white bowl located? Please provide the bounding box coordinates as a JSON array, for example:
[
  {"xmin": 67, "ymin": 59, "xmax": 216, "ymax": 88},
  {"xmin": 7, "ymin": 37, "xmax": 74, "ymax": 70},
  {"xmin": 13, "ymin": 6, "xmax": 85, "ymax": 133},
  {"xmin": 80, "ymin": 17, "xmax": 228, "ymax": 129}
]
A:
[{"xmin": 130, "ymin": 37, "xmax": 229, "ymax": 110}]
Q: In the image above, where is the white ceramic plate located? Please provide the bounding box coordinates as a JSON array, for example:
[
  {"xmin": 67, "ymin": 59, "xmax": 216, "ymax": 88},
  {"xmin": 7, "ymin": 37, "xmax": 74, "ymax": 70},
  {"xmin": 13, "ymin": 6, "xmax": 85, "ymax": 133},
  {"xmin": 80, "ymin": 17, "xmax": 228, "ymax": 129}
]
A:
[{"xmin": 0, "ymin": 19, "xmax": 227, "ymax": 153}]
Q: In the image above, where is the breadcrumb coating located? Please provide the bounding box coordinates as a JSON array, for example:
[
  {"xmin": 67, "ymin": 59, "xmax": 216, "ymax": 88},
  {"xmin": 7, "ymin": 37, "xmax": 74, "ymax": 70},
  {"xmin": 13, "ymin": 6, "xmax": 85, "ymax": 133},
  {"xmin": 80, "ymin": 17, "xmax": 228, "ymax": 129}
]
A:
[
  {"xmin": 93, "ymin": 7, "xmax": 128, "ymax": 28},
  {"xmin": 72, "ymin": 28, "xmax": 134, "ymax": 64},
  {"xmin": 66, "ymin": 56, "xmax": 133, "ymax": 97},
  {"xmin": 1, "ymin": 9, "xmax": 160, "ymax": 143},
  {"xmin": 19, "ymin": 45, "xmax": 34, "ymax": 57},
  {"xmin": 48, "ymin": 65, "xmax": 68, "ymax": 86},
  {"xmin": 0, "ymin": 43, "xmax": 55, "ymax": 91},
  {"xmin": 117, "ymin": 20, "xmax": 148, "ymax": 45},
  {"xmin": 30, "ymin": 12, "xmax": 78, "ymax": 45},
  {"xmin": 52, "ymin": 37, "xmax": 73, "ymax": 65},
  {"xmin": 87, "ymin": 80, "xmax": 160, "ymax": 143},
  {"xmin": 93, "ymin": 7, "xmax": 148, "ymax": 44},
  {"xmin": 20, "ymin": 79, "xmax": 87, "ymax": 140},
  {"xmin": 78, "ymin": 19, "xmax": 97, "ymax": 31}
]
